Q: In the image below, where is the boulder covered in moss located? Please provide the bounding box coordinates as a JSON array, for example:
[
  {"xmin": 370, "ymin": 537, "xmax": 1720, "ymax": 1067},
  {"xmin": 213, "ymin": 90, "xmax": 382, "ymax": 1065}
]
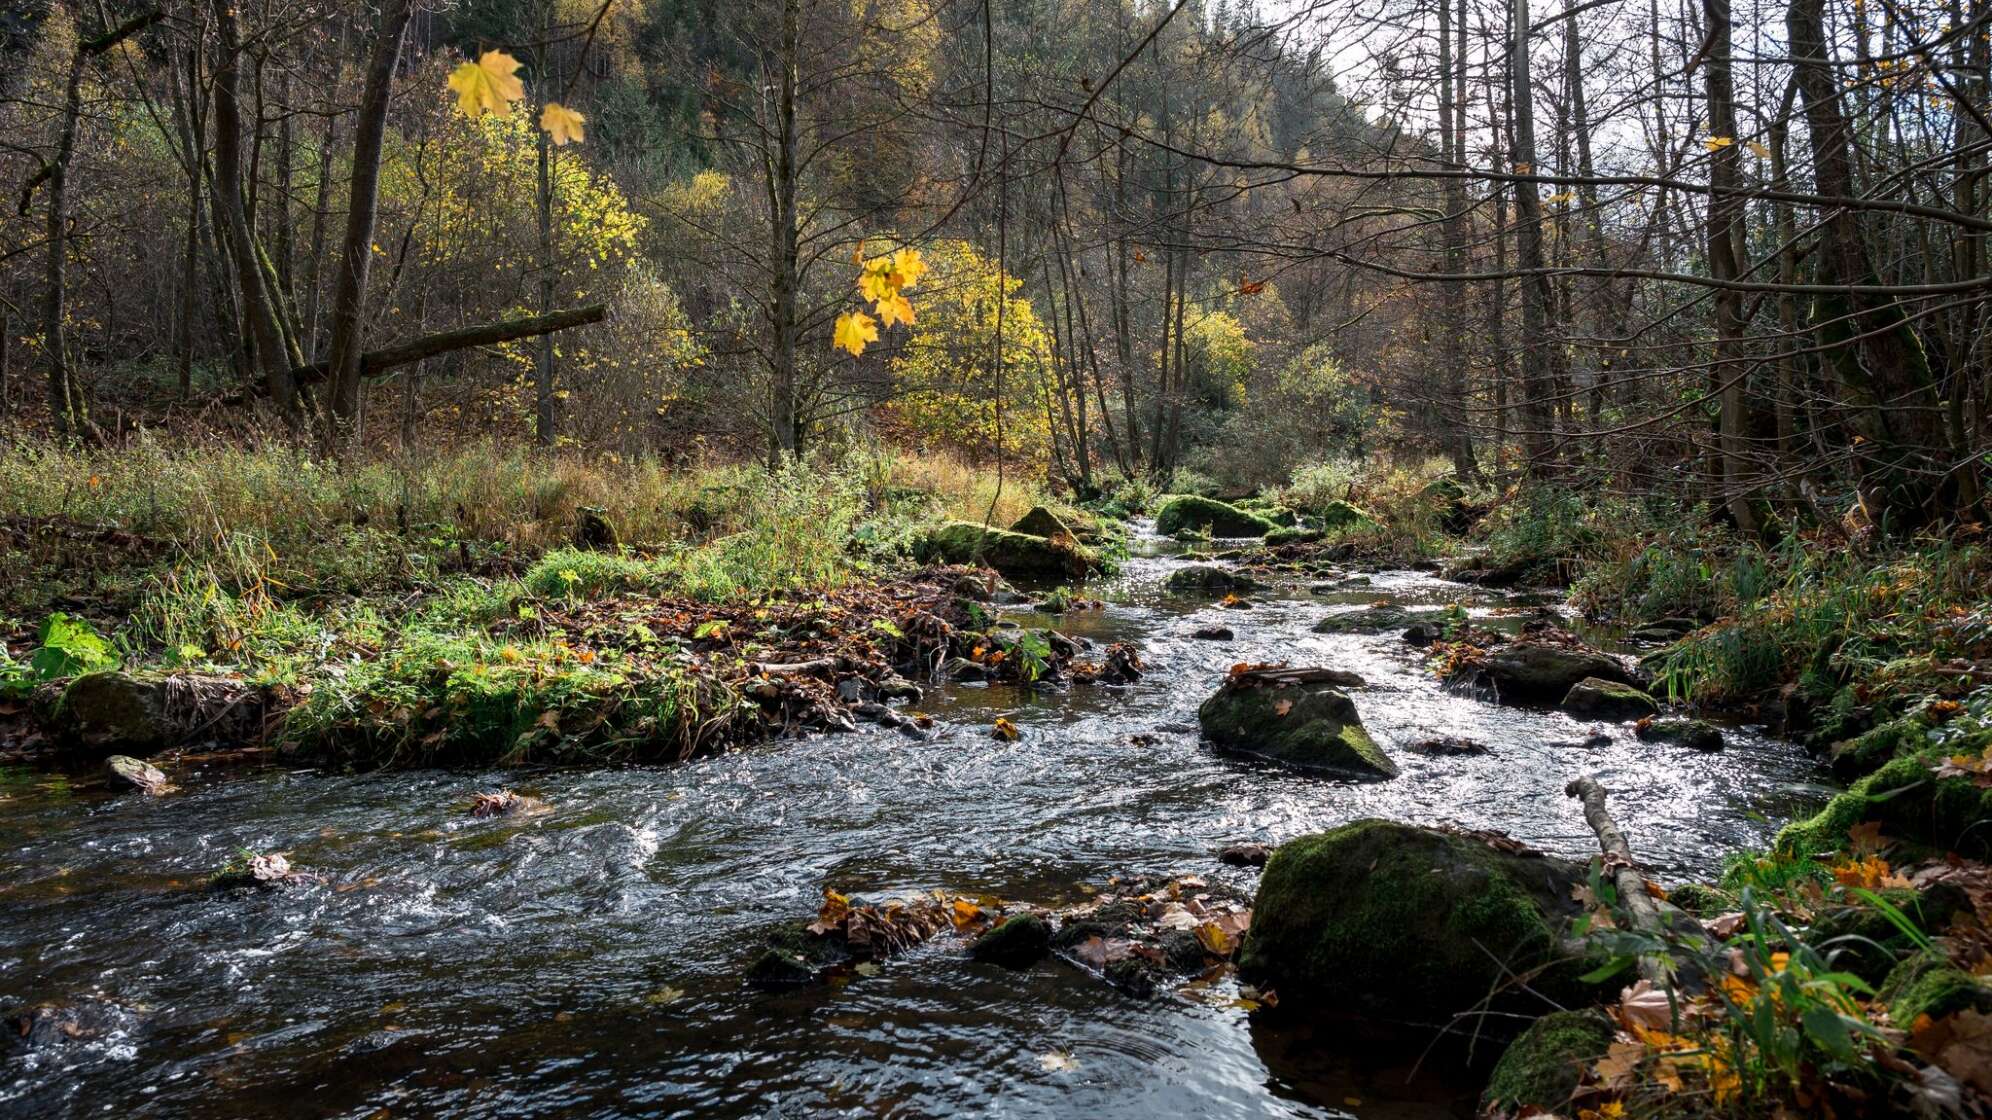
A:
[
  {"xmin": 1465, "ymin": 642, "xmax": 1639, "ymax": 705},
  {"xmin": 1154, "ymin": 495, "xmax": 1276, "ymax": 538},
  {"xmin": 1560, "ymin": 677, "xmax": 1660, "ymax": 721},
  {"xmin": 969, "ymin": 914, "xmax": 1051, "ymax": 968},
  {"xmin": 1481, "ymin": 1010, "xmax": 1616, "ymax": 1115},
  {"xmin": 1164, "ymin": 564, "xmax": 1261, "ymax": 594},
  {"xmin": 1198, "ymin": 672, "xmax": 1395, "ymax": 780},
  {"xmin": 1314, "ymin": 499, "xmax": 1375, "ymax": 531},
  {"xmin": 1263, "ymin": 526, "xmax": 1325, "ymax": 547},
  {"xmin": 1826, "ymin": 715, "xmax": 1931, "ymax": 781},
  {"xmin": 1635, "ymin": 717, "xmax": 1724, "ymax": 752},
  {"xmin": 1010, "ymin": 504, "xmax": 1108, "ymax": 544},
  {"xmin": 1778, "ymin": 749, "xmax": 1992, "ymax": 859},
  {"xmin": 1237, "ymin": 820, "xmax": 1592, "ymax": 1019},
  {"xmin": 1665, "ymin": 882, "xmax": 1737, "ymax": 916},
  {"xmin": 47, "ymin": 671, "xmax": 265, "ymax": 758},
  {"xmin": 1884, "ymin": 947, "xmax": 1992, "ymax": 1025},
  {"xmin": 1311, "ymin": 605, "xmax": 1444, "ymax": 636},
  {"xmin": 914, "ymin": 522, "xmax": 1097, "ymax": 580}
]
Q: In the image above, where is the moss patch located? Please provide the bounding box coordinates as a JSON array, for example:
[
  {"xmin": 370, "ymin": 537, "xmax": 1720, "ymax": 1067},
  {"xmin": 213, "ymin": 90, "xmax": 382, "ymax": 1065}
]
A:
[
  {"xmin": 1776, "ymin": 750, "xmax": 1992, "ymax": 859},
  {"xmin": 1198, "ymin": 682, "xmax": 1397, "ymax": 780},
  {"xmin": 1884, "ymin": 948, "xmax": 1992, "ymax": 1025}
]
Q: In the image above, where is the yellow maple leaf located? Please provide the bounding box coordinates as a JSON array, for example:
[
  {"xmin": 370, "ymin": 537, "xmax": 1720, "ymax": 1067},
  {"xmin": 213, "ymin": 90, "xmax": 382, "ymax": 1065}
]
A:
[
  {"xmin": 447, "ymin": 50, "xmax": 526, "ymax": 120},
  {"xmin": 891, "ymin": 247, "xmax": 927, "ymax": 289},
  {"xmin": 833, "ymin": 310, "xmax": 879, "ymax": 356},
  {"xmin": 859, "ymin": 264, "xmax": 900, "ymax": 303},
  {"xmin": 541, "ymin": 102, "xmax": 586, "ymax": 146},
  {"xmin": 1545, "ymin": 190, "xmax": 1576, "ymax": 205},
  {"xmin": 1745, "ymin": 139, "xmax": 1772, "ymax": 158},
  {"xmin": 1702, "ymin": 134, "xmax": 1736, "ymax": 150},
  {"xmin": 875, "ymin": 291, "xmax": 915, "ymax": 328}
]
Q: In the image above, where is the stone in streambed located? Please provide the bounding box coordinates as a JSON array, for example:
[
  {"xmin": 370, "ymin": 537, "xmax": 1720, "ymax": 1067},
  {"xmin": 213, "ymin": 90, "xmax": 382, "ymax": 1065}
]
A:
[
  {"xmin": 1154, "ymin": 495, "xmax": 1276, "ymax": 538},
  {"xmin": 1461, "ymin": 642, "xmax": 1639, "ymax": 705},
  {"xmin": 1237, "ymin": 820, "xmax": 1596, "ymax": 1020},
  {"xmin": 1197, "ymin": 670, "xmax": 1395, "ymax": 780},
  {"xmin": 1481, "ymin": 1010, "xmax": 1617, "ymax": 1115},
  {"xmin": 969, "ymin": 914, "xmax": 1051, "ymax": 968},
  {"xmin": 1164, "ymin": 565, "xmax": 1260, "ymax": 594},
  {"xmin": 914, "ymin": 522, "xmax": 1097, "ymax": 580},
  {"xmin": 1559, "ymin": 677, "xmax": 1659, "ymax": 720},
  {"xmin": 1192, "ymin": 625, "xmax": 1235, "ymax": 641},
  {"xmin": 1405, "ymin": 736, "xmax": 1488, "ymax": 756},
  {"xmin": 1636, "ymin": 717, "xmax": 1724, "ymax": 752}
]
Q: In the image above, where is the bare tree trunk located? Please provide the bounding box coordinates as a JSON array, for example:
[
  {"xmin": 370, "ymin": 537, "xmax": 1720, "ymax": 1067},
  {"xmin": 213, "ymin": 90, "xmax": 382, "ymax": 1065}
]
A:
[
  {"xmin": 1439, "ymin": 0, "xmax": 1477, "ymax": 480},
  {"xmin": 1705, "ymin": 0, "xmax": 1761, "ymax": 535},
  {"xmin": 1509, "ymin": 0, "xmax": 1557, "ymax": 475},
  {"xmin": 209, "ymin": 0, "xmax": 299, "ymax": 418},
  {"xmin": 765, "ymin": 0, "xmax": 803, "ymax": 462},
  {"xmin": 322, "ymin": 0, "xmax": 413, "ymax": 448}
]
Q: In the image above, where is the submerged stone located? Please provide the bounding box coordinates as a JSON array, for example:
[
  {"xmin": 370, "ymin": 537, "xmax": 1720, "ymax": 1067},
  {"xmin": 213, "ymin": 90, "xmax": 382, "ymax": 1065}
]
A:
[{"xmin": 1197, "ymin": 671, "xmax": 1395, "ymax": 780}]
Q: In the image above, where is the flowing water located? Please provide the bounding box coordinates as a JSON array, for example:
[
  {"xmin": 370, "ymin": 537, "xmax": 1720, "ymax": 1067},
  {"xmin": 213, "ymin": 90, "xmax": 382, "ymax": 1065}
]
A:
[{"xmin": 0, "ymin": 531, "xmax": 1833, "ymax": 1119}]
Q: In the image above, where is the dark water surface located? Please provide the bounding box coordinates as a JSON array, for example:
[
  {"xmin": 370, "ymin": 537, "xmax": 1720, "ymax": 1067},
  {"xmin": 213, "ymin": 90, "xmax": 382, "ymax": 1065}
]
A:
[{"xmin": 0, "ymin": 531, "xmax": 1830, "ymax": 1118}]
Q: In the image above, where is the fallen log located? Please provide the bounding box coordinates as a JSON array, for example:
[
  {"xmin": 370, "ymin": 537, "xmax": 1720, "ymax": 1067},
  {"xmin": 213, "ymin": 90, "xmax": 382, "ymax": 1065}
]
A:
[
  {"xmin": 1565, "ymin": 775, "xmax": 1669, "ymax": 986},
  {"xmin": 228, "ymin": 305, "xmax": 605, "ymax": 402}
]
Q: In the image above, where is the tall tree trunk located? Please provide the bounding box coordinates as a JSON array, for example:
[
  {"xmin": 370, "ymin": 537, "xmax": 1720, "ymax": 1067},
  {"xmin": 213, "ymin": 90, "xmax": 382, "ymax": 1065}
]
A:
[
  {"xmin": 1787, "ymin": 0, "xmax": 1959, "ymax": 525},
  {"xmin": 322, "ymin": 0, "xmax": 413, "ymax": 447},
  {"xmin": 1705, "ymin": 0, "xmax": 1761, "ymax": 535},
  {"xmin": 766, "ymin": 0, "xmax": 803, "ymax": 461},
  {"xmin": 1509, "ymin": 0, "xmax": 1557, "ymax": 475},
  {"xmin": 209, "ymin": 0, "xmax": 298, "ymax": 417},
  {"xmin": 1439, "ymin": 0, "xmax": 1477, "ymax": 480}
]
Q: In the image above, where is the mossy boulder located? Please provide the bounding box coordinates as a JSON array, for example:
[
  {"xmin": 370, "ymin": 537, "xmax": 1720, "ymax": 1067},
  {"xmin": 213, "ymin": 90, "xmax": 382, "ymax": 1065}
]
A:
[
  {"xmin": 1311, "ymin": 605, "xmax": 1443, "ymax": 636},
  {"xmin": 1776, "ymin": 749, "xmax": 1992, "ymax": 859},
  {"xmin": 1468, "ymin": 642, "xmax": 1639, "ymax": 704},
  {"xmin": 1164, "ymin": 564, "xmax": 1261, "ymax": 594},
  {"xmin": 969, "ymin": 914, "xmax": 1051, "ymax": 968},
  {"xmin": 1198, "ymin": 675, "xmax": 1395, "ymax": 780},
  {"xmin": 1884, "ymin": 947, "xmax": 1992, "ymax": 1025},
  {"xmin": 1635, "ymin": 718, "xmax": 1724, "ymax": 752},
  {"xmin": 1560, "ymin": 677, "xmax": 1660, "ymax": 721},
  {"xmin": 1009, "ymin": 505, "xmax": 1077, "ymax": 540},
  {"xmin": 1665, "ymin": 882, "xmax": 1737, "ymax": 916},
  {"xmin": 1315, "ymin": 499, "xmax": 1375, "ymax": 531},
  {"xmin": 1237, "ymin": 820, "xmax": 1592, "ymax": 1019},
  {"xmin": 1481, "ymin": 1010, "xmax": 1616, "ymax": 1115},
  {"xmin": 47, "ymin": 671, "xmax": 264, "ymax": 758},
  {"xmin": 914, "ymin": 522, "xmax": 1097, "ymax": 580},
  {"xmin": 1263, "ymin": 526, "xmax": 1325, "ymax": 547},
  {"xmin": 1154, "ymin": 495, "xmax": 1276, "ymax": 538},
  {"xmin": 1826, "ymin": 716, "xmax": 1932, "ymax": 781}
]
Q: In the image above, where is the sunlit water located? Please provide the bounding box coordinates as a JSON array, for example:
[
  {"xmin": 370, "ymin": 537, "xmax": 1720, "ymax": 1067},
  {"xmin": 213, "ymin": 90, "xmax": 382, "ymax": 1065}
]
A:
[{"xmin": 0, "ymin": 530, "xmax": 1831, "ymax": 1118}]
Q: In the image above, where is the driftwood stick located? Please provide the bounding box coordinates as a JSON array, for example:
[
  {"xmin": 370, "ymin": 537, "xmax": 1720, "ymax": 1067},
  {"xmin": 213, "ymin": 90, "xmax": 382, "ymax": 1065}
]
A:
[
  {"xmin": 749, "ymin": 658, "xmax": 843, "ymax": 676},
  {"xmin": 1566, "ymin": 775, "xmax": 1669, "ymax": 985}
]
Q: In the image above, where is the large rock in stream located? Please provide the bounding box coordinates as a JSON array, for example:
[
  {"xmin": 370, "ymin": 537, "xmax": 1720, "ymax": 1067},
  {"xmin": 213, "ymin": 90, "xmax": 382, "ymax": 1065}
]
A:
[
  {"xmin": 1460, "ymin": 642, "xmax": 1640, "ymax": 705},
  {"xmin": 1197, "ymin": 668, "xmax": 1395, "ymax": 780},
  {"xmin": 1559, "ymin": 676, "xmax": 1659, "ymax": 720},
  {"xmin": 45, "ymin": 671, "xmax": 266, "ymax": 757},
  {"xmin": 914, "ymin": 522, "xmax": 1097, "ymax": 580},
  {"xmin": 1153, "ymin": 495, "xmax": 1276, "ymax": 538},
  {"xmin": 1237, "ymin": 820, "xmax": 1596, "ymax": 1020}
]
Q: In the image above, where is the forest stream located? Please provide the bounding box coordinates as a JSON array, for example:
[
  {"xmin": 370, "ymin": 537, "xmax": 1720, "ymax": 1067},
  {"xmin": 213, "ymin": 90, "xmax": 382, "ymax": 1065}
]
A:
[{"xmin": 0, "ymin": 527, "xmax": 1836, "ymax": 1119}]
